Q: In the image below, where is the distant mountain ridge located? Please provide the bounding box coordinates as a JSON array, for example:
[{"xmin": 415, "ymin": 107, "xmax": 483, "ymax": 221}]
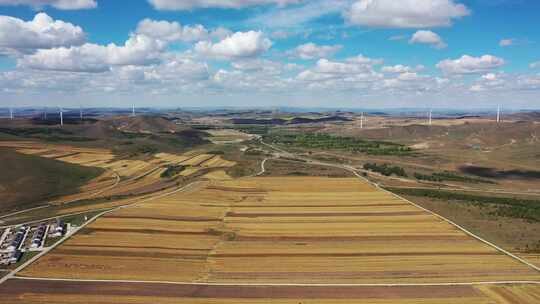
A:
[{"xmin": 231, "ymin": 116, "xmax": 351, "ymax": 125}]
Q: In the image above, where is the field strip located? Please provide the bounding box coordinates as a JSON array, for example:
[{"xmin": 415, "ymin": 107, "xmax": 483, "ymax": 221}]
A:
[
  {"xmin": 260, "ymin": 139, "xmax": 540, "ymax": 274},
  {"xmin": 0, "ymin": 180, "xmax": 204, "ymax": 285},
  {"xmin": 10, "ymin": 276, "xmax": 540, "ymax": 286},
  {"xmin": 127, "ymin": 161, "xmax": 179, "ymax": 181},
  {"xmin": 76, "ymin": 171, "xmax": 121, "ymax": 200}
]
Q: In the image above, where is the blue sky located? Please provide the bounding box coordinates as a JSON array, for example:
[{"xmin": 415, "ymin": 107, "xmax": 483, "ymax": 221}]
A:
[{"xmin": 0, "ymin": 0, "xmax": 539, "ymax": 109}]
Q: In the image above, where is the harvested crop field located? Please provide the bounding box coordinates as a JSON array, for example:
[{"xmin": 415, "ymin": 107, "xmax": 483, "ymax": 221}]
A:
[
  {"xmin": 2, "ymin": 279, "xmax": 539, "ymax": 304},
  {"xmin": 3, "ymin": 176, "xmax": 539, "ymax": 302},
  {"xmin": 15, "ymin": 177, "xmax": 540, "ymax": 281}
]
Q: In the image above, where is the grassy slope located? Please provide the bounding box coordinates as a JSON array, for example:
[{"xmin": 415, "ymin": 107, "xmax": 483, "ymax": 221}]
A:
[
  {"xmin": 0, "ymin": 148, "xmax": 104, "ymax": 213},
  {"xmin": 403, "ymin": 195, "xmax": 540, "ymax": 254}
]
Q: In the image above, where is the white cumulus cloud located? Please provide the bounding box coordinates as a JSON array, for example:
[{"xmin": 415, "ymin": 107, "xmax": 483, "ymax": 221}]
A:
[
  {"xmin": 530, "ymin": 61, "xmax": 540, "ymax": 69},
  {"xmin": 0, "ymin": 0, "xmax": 97, "ymax": 10},
  {"xmin": 136, "ymin": 19, "xmax": 208, "ymax": 42},
  {"xmin": 195, "ymin": 31, "xmax": 272, "ymax": 59},
  {"xmin": 409, "ymin": 30, "xmax": 447, "ymax": 49},
  {"xmin": 297, "ymin": 55, "xmax": 383, "ymax": 83},
  {"xmin": 18, "ymin": 34, "xmax": 166, "ymax": 72},
  {"xmin": 436, "ymin": 55, "xmax": 505, "ymax": 75},
  {"xmin": 499, "ymin": 39, "xmax": 514, "ymax": 47},
  {"xmin": 345, "ymin": 0, "xmax": 470, "ymax": 28},
  {"xmin": 381, "ymin": 64, "xmax": 424, "ymax": 74},
  {"xmin": 482, "ymin": 73, "xmax": 497, "ymax": 81},
  {"xmin": 148, "ymin": 0, "xmax": 301, "ymax": 10},
  {"xmin": 292, "ymin": 43, "xmax": 342, "ymax": 60},
  {"xmin": 0, "ymin": 13, "xmax": 85, "ymax": 52}
]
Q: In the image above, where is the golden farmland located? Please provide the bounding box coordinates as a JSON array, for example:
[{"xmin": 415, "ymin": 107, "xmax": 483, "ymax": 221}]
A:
[
  {"xmin": 19, "ymin": 177, "xmax": 540, "ymax": 284},
  {"xmin": 0, "ymin": 175, "xmax": 537, "ymax": 303}
]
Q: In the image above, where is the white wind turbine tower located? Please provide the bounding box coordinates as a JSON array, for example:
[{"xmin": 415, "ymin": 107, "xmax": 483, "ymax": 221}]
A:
[
  {"xmin": 9, "ymin": 107, "xmax": 13, "ymax": 120},
  {"xmin": 496, "ymin": 105, "xmax": 501, "ymax": 123},
  {"xmin": 131, "ymin": 104, "xmax": 136, "ymax": 117},
  {"xmin": 59, "ymin": 107, "xmax": 64, "ymax": 126},
  {"xmin": 360, "ymin": 112, "xmax": 365, "ymax": 129},
  {"xmin": 80, "ymin": 105, "xmax": 83, "ymax": 121},
  {"xmin": 428, "ymin": 109, "xmax": 433, "ymax": 126}
]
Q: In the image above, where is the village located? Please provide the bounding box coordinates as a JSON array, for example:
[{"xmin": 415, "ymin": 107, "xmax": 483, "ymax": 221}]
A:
[{"xmin": 0, "ymin": 219, "xmax": 67, "ymax": 266}]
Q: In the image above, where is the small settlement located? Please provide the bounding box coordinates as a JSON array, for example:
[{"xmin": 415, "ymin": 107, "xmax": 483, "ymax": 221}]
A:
[{"xmin": 0, "ymin": 219, "xmax": 67, "ymax": 266}]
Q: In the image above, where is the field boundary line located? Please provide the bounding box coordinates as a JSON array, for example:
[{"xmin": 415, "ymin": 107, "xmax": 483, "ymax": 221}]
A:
[{"xmin": 9, "ymin": 276, "xmax": 540, "ymax": 286}]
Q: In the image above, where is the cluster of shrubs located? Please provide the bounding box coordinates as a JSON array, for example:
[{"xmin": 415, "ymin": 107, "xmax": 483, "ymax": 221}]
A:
[
  {"xmin": 414, "ymin": 172, "xmax": 443, "ymax": 182},
  {"xmin": 264, "ymin": 133, "xmax": 413, "ymax": 156},
  {"xmin": 363, "ymin": 163, "xmax": 407, "ymax": 177},
  {"xmin": 414, "ymin": 171, "xmax": 495, "ymax": 184},
  {"xmin": 160, "ymin": 165, "xmax": 186, "ymax": 178}
]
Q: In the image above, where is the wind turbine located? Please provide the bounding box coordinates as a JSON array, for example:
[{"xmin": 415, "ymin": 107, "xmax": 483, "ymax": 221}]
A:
[
  {"xmin": 496, "ymin": 105, "xmax": 501, "ymax": 123},
  {"xmin": 59, "ymin": 107, "xmax": 64, "ymax": 126},
  {"xmin": 9, "ymin": 107, "xmax": 13, "ymax": 120},
  {"xmin": 428, "ymin": 109, "xmax": 433, "ymax": 126},
  {"xmin": 360, "ymin": 112, "xmax": 364, "ymax": 129},
  {"xmin": 131, "ymin": 104, "xmax": 136, "ymax": 117},
  {"xmin": 79, "ymin": 105, "xmax": 83, "ymax": 122},
  {"xmin": 44, "ymin": 107, "xmax": 47, "ymax": 120}
]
